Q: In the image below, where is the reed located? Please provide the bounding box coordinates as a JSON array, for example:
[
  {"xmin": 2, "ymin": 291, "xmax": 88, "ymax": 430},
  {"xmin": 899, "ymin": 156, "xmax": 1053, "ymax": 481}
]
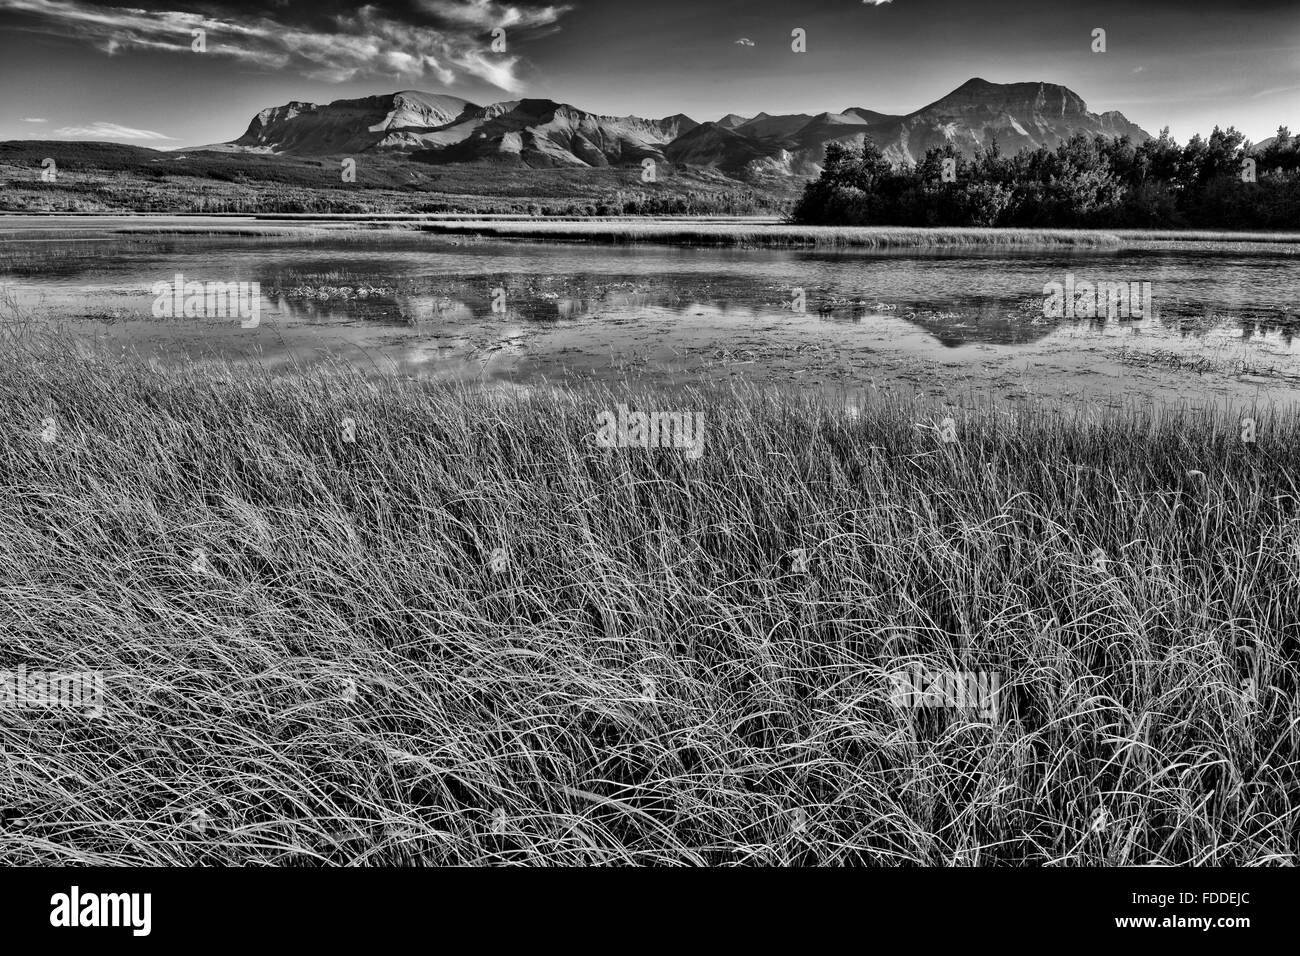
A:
[{"xmin": 0, "ymin": 331, "xmax": 1296, "ymax": 864}]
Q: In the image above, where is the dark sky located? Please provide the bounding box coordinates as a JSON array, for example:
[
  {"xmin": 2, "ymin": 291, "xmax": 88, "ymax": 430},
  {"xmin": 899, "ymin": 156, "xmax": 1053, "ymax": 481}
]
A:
[{"xmin": 1, "ymin": 0, "xmax": 1295, "ymax": 147}]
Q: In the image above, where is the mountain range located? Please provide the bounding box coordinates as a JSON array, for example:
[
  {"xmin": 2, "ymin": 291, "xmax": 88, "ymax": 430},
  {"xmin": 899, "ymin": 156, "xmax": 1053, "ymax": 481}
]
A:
[{"xmin": 201, "ymin": 78, "xmax": 1152, "ymax": 179}]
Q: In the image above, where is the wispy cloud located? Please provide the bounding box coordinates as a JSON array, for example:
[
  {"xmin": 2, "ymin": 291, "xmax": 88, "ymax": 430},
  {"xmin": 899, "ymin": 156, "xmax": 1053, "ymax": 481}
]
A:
[
  {"xmin": 861, "ymin": 0, "xmax": 894, "ymax": 6},
  {"xmin": 0, "ymin": 0, "xmax": 573, "ymax": 92},
  {"xmin": 21, "ymin": 117, "xmax": 47, "ymax": 123},
  {"xmin": 52, "ymin": 121, "xmax": 176, "ymax": 141},
  {"xmin": 1253, "ymin": 84, "xmax": 1300, "ymax": 98},
  {"xmin": 735, "ymin": 38, "xmax": 755, "ymax": 47},
  {"xmin": 419, "ymin": 1, "xmax": 571, "ymax": 30}
]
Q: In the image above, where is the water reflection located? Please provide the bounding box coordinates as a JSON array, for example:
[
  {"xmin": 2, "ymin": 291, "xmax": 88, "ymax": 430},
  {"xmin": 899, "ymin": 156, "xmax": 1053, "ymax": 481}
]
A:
[
  {"xmin": 260, "ymin": 284, "xmax": 1300, "ymax": 353},
  {"xmin": 2, "ymin": 226, "xmax": 1299, "ymax": 384}
]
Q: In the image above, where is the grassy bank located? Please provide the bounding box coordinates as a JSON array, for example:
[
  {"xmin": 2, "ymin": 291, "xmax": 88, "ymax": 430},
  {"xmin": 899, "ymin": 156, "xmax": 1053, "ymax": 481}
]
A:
[
  {"xmin": 1, "ymin": 341, "xmax": 1298, "ymax": 865},
  {"xmin": 417, "ymin": 219, "xmax": 1300, "ymax": 250},
  {"xmin": 4, "ymin": 211, "xmax": 1299, "ymax": 251}
]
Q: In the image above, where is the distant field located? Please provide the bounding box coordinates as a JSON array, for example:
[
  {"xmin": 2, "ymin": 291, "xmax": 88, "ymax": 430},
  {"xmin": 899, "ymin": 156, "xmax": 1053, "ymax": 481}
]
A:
[
  {"xmin": 0, "ymin": 141, "xmax": 792, "ymax": 216},
  {"xmin": 1, "ymin": 325, "xmax": 1297, "ymax": 864}
]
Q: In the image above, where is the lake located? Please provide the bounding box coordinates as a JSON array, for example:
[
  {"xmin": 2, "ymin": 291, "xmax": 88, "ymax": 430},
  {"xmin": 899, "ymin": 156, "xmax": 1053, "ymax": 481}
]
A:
[{"xmin": 3, "ymin": 216, "xmax": 1299, "ymax": 410}]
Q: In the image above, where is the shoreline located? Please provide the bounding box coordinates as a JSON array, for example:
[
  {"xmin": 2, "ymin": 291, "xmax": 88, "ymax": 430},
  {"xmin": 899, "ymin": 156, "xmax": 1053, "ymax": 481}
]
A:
[{"xmin": 3, "ymin": 213, "xmax": 1300, "ymax": 251}]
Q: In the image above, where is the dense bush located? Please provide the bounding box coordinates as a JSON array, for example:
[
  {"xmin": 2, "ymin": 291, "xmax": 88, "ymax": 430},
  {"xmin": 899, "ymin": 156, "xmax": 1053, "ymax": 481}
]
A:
[{"xmin": 794, "ymin": 126, "xmax": 1300, "ymax": 229}]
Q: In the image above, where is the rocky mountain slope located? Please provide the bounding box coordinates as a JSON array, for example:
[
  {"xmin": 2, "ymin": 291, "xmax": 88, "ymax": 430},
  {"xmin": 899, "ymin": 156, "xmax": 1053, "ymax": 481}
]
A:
[
  {"xmin": 222, "ymin": 91, "xmax": 477, "ymax": 155},
  {"xmin": 207, "ymin": 79, "xmax": 1150, "ymax": 177},
  {"xmin": 863, "ymin": 78, "xmax": 1150, "ymax": 165},
  {"xmin": 666, "ymin": 79, "xmax": 1150, "ymax": 176}
]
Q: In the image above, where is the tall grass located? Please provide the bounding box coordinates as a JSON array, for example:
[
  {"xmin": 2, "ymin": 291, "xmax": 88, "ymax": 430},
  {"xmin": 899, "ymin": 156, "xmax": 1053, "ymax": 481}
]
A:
[{"xmin": 0, "ymin": 338, "xmax": 1297, "ymax": 864}]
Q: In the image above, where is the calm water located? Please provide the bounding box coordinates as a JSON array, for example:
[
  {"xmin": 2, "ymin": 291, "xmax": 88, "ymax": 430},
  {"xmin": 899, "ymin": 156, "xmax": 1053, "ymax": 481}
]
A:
[{"xmin": 3, "ymin": 219, "xmax": 1299, "ymax": 406}]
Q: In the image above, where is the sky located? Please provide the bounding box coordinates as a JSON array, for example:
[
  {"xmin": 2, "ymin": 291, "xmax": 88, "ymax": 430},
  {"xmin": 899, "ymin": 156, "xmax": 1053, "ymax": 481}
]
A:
[{"xmin": 0, "ymin": 0, "xmax": 1296, "ymax": 147}]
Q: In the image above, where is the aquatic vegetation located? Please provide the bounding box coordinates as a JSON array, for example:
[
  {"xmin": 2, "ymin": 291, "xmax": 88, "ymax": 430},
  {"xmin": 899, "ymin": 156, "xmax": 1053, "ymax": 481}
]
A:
[{"xmin": 280, "ymin": 285, "xmax": 396, "ymax": 300}]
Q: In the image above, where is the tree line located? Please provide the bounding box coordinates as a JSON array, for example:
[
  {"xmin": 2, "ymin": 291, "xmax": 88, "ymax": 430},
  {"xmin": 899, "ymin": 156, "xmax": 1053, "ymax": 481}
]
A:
[{"xmin": 792, "ymin": 126, "xmax": 1300, "ymax": 229}]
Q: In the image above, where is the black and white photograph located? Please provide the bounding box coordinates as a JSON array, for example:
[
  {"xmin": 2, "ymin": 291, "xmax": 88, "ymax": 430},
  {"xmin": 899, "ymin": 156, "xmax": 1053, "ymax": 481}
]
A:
[{"xmin": 0, "ymin": 0, "xmax": 1296, "ymax": 930}]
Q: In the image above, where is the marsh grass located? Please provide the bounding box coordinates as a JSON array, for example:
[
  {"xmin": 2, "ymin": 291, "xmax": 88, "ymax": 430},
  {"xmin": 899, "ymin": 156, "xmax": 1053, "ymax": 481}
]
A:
[
  {"xmin": 1116, "ymin": 346, "xmax": 1300, "ymax": 381},
  {"xmin": 418, "ymin": 219, "xmax": 1300, "ymax": 250},
  {"xmin": 0, "ymin": 333, "xmax": 1298, "ymax": 865}
]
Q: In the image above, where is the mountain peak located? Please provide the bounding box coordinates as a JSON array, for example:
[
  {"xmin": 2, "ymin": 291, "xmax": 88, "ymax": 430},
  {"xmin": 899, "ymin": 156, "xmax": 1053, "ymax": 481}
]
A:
[
  {"xmin": 869, "ymin": 78, "xmax": 1147, "ymax": 165},
  {"xmin": 918, "ymin": 78, "xmax": 1090, "ymax": 120},
  {"xmin": 842, "ymin": 107, "xmax": 903, "ymax": 126},
  {"xmin": 233, "ymin": 90, "xmax": 476, "ymax": 153},
  {"xmin": 219, "ymin": 80, "xmax": 1150, "ymax": 172}
]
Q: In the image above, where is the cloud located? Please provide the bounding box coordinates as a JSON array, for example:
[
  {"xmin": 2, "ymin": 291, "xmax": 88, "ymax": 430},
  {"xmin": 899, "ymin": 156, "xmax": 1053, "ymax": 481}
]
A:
[
  {"xmin": 1253, "ymin": 84, "xmax": 1300, "ymax": 98},
  {"xmin": 861, "ymin": 0, "xmax": 893, "ymax": 6},
  {"xmin": 735, "ymin": 38, "xmax": 755, "ymax": 47},
  {"xmin": 52, "ymin": 121, "xmax": 176, "ymax": 140},
  {"xmin": 21, "ymin": 117, "xmax": 47, "ymax": 123},
  {"xmin": 1131, "ymin": 66, "xmax": 1145, "ymax": 73},
  {"xmin": 419, "ymin": 1, "xmax": 570, "ymax": 30},
  {"xmin": 0, "ymin": 0, "xmax": 572, "ymax": 91}
]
